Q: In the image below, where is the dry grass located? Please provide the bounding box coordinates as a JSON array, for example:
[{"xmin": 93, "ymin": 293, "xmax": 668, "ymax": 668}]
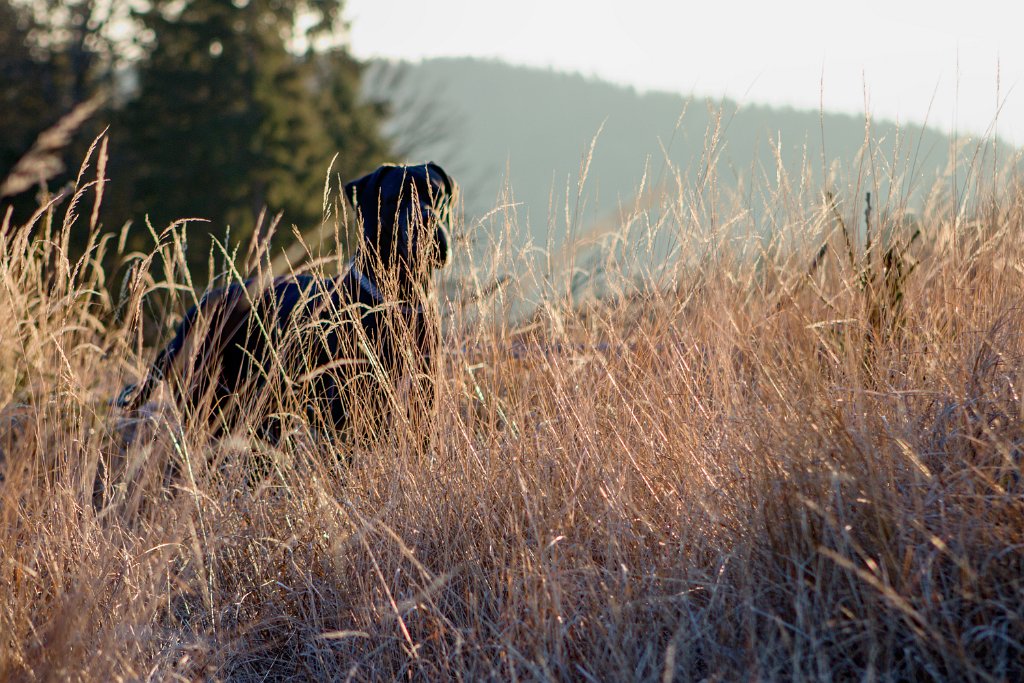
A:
[{"xmin": 1, "ymin": 128, "xmax": 1022, "ymax": 682}]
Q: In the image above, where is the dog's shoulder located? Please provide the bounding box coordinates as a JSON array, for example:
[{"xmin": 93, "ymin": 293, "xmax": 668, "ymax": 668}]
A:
[
  {"xmin": 263, "ymin": 273, "xmax": 352, "ymax": 323},
  {"xmin": 336, "ymin": 268, "xmax": 373, "ymax": 306}
]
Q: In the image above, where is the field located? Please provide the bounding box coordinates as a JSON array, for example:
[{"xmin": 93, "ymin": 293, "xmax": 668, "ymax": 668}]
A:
[{"xmin": 1, "ymin": 134, "xmax": 1023, "ymax": 681}]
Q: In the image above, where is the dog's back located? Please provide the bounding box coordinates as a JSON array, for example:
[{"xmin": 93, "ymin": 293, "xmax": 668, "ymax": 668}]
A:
[{"xmin": 123, "ymin": 270, "xmax": 426, "ymax": 436}]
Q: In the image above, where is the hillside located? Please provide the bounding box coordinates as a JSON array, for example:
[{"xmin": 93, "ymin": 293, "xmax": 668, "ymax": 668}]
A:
[
  {"xmin": 366, "ymin": 57, "xmax": 988, "ymax": 232},
  {"xmin": 363, "ymin": 57, "xmax": 1009, "ymax": 312}
]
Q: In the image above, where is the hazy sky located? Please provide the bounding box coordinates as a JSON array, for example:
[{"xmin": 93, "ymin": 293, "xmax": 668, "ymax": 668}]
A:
[{"xmin": 344, "ymin": 0, "xmax": 1024, "ymax": 145}]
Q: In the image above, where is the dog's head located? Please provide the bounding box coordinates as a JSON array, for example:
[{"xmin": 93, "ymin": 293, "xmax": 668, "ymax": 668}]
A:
[{"xmin": 345, "ymin": 162, "xmax": 456, "ymax": 279}]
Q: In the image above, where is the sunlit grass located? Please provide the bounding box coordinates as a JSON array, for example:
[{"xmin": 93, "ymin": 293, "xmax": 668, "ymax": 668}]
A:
[{"xmin": 1, "ymin": 121, "xmax": 1022, "ymax": 681}]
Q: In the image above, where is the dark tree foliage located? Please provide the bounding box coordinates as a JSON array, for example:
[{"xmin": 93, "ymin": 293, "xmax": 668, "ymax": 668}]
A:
[
  {"xmin": 1, "ymin": 0, "xmax": 135, "ymax": 205},
  {"xmin": 0, "ymin": 2, "xmax": 64, "ymax": 220},
  {"xmin": 0, "ymin": 4, "xmax": 46, "ymax": 158},
  {"xmin": 116, "ymin": 0, "xmax": 390, "ymax": 278},
  {"xmin": 1, "ymin": 0, "xmax": 391, "ymax": 282}
]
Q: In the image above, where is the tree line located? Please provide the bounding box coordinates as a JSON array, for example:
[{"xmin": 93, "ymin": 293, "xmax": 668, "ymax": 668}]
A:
[{"xmin": 1, "ymin": 0, "xmax": 390, "ymax": 278}]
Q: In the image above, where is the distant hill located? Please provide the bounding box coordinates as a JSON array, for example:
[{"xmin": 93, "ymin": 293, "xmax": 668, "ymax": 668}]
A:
[{"xmin": 362, "ymin": 57, "xmax": 1006, "ymax": 286}]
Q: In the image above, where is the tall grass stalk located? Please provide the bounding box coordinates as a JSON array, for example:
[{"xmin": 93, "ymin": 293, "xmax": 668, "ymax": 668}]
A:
[{"xmin": 0, "ymin": 123, "xmax": 1022, "ymax": 681}]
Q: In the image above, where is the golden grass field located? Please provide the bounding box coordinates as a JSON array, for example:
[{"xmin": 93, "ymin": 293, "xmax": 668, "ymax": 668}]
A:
[{"xmin": 1, "ymin": 132, "xmax": 1022, "ymax": 681}]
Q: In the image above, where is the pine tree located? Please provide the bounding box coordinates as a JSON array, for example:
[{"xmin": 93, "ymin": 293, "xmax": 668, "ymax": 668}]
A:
[
  {"xmin": 0, "ymin": 2, "xmax": 54, "ymax": 195},
  {"xmin": 1, "ymin": 0, "xmax": 137, "ymax": 223},
  {"xmin": 118, "ymin": 0, "xmax": 389, "ymax": 278}
]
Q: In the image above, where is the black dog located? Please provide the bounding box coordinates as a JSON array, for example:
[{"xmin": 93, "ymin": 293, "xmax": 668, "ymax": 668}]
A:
[{"xmin": 115, "ymin": 162, "xmax": 456, "ymax": 440}]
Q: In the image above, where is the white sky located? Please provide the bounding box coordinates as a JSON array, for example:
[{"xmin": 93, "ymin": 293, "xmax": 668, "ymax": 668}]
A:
[{"xmin": 344, "ymin": 0, "xmax": 1024, "ymax": 145}]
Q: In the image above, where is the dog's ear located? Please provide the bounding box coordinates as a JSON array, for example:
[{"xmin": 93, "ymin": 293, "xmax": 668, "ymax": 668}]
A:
[
  {"xmin": 344, "ymin": 166, "xmax": 387, "ymax": 211},
  {"xmin": 433, "ymin": 222, "xmax": 450, "ymax": 268},
  {"xmin": 345, "ymin": 166, "xmax": 396, "ymax": 259},
  {"xmin": 423, "ymin": 163, "xmax": 455, "ymax": 268},
  {"xmin": 425, "ymin": 162, "xmax": 457, "ymax": 206}
]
